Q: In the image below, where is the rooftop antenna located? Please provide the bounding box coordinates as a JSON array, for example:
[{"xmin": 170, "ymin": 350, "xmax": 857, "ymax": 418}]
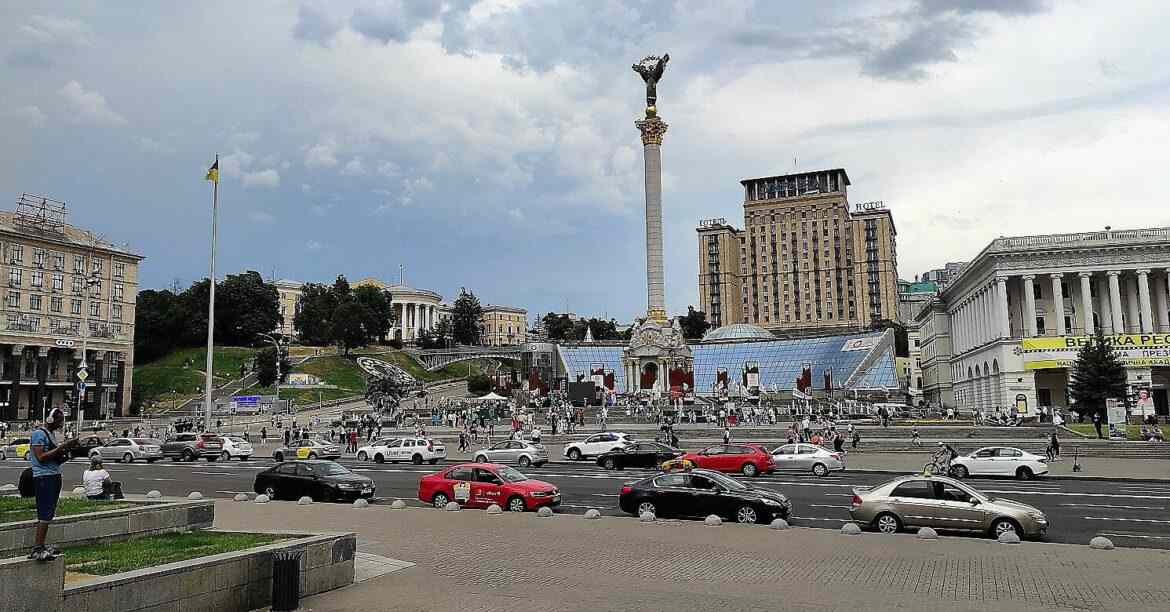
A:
[{"xmin": 399, "ymin": 264, "xmax": 404, "ymax": 286}]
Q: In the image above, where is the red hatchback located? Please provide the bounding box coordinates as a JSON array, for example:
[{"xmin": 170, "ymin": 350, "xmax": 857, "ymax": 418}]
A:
[
  {"xmin": 418, "ymin": 463, "xmax": 562, "ymax": 513},
  {"xmin": 679, "ymin": 444, "xmax": 775, "ymax": 477}
]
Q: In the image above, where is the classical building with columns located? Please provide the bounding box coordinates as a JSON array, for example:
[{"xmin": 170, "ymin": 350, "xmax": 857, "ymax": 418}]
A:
[
  {"xmin": 938, "ymin": 227, "xmax": 1170, "ymax": 418},
  {"xmin": 0, "ymin": 195, "xmax": 142, "ymax": 420},
  {"xmin": 352, "ymin": 278, "xmax": 442, "ymax": 343}
]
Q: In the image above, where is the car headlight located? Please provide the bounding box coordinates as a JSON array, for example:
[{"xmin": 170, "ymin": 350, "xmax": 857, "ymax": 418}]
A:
[
  {"xmin": 530, "ymin": 490, "xmax": 553, "ymax": 497},
  {"xmin": 338, "ymin": 483, "xmax": 361, "ymax": 489},
  {"xmin": 1028, "ymin": 512, "xmax": 1046, "ymax": 522}
]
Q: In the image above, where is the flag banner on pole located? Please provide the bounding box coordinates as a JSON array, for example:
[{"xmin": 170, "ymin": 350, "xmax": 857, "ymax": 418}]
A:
[{"xmin": 205, "ymin": 156, "xmax": 219, "ymax": 183}]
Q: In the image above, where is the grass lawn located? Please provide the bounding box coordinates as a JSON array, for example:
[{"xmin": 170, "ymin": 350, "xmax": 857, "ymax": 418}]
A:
[
  {"xmin": 0, "ymin": 498, "xmax": 133, "ymax": 523},
  {"xmin": 251, "ymin": 355, "xmax": 369, "ymax": 405},
  {"xmin": 63, "ymin": 531, "xmax": 286, "ymax": 575},
  {"xmin": 377, "ymin": 350, "xmax": 486, "ymax": 382},
  {"xmin": 1063, "ymin": 422, "xmax": 1141, "ymax": 440},
  {"xmin": 134, "ymin": 346, "xmax": 257, "ymax": 401}
]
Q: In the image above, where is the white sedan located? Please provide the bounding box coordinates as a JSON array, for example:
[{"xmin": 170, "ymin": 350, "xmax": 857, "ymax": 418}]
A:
[
  {"xmin": 950, "ymin": 447, "xmax": 1049, "ymax": 480},
  {"xmin": 356, "ymin": 437, "xmax": 447, "ymax": 465},
  {"xmin": 219, "ymin": 436, "xmax": 254, "ymax": 461},
  {"xmin": 562, "ymin": 432, "xmax": 634, "ymax": 460}
]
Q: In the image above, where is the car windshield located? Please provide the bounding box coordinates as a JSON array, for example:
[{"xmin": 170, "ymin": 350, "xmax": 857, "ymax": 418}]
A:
[
  {"xmin": 702, "ymin": 471, "xmax": 748, "ymax": 491},
  {"xmin": 313, "ymin": 463, "xmax": 351, "ymax": 476},
  {"xmin": 229, "ymin": 437, "xmax": 245, "ymax": 443},
  {"xmin": 496, "ymin": 466, "xmax": 529, "ymax": 483}
]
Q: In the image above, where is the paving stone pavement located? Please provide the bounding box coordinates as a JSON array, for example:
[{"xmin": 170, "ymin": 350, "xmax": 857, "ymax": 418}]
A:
[{"xmin": 213, "ymin": 500, "xmax": 1170, "ymax": 611}]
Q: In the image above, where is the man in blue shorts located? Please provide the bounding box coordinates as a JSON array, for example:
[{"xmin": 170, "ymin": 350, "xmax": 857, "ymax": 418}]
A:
[{"xmin": 28, "ymin": 408, "xmax": 78, "ymax": 561}]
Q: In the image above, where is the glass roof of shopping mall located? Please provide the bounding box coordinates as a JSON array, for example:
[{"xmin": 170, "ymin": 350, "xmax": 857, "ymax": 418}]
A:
[
  {"xmin": 702, "ymin": 323, "xmax": 775, "ymax": 342},
  {"xmin": 557, "ymin": 330, "xmax": 897, "ymax": 394}
]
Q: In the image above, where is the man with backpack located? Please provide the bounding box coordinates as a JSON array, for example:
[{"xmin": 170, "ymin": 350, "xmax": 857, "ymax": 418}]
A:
[{"xmin": 28, "ymin": 408, "xmax": 79, "ymax": 561}]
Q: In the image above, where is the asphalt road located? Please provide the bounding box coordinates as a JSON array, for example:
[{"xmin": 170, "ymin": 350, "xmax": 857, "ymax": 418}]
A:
[{"xmin": 5, "ymin": 456, "xmax": 1169, "ymax": 550}]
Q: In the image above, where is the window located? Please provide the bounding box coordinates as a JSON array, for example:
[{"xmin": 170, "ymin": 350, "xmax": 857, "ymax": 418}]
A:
[
  {"xmin": 51, "ymin": 273, "xmax": 62, "ymax": 291},
  {"xmin": 1036, "ymin": 317, "xmax": 1046, "ymax": 335},
  {"xmin": 53, "ymin": 253, "xmax": 64, "ymax": 270},
  {"xmin": 34, "ymin": 250, "xmax": 45, "ymax": 267},
  {"xmin": 30, "ymin": 270, "xmax": 43, "ymax": 288},
  {"xmin": 50, "ymin": 296, "xmax": 62, "ymax": 313},
  {"xmin": 89, "ymin": 302, "xmax": 100, "ymax": 317},
  {"xmin": 6, "ymin": 292, "xmax": 18, "ymax": 308},
  {"xmin": 73, "ymin": 256, "xmax": 85, "ymax": 273},
  {"xmin": 91, "ymin": 258, "xmax": 102, "ymax": 274},
  {"xmin": 9, "ymin": 245, "xmax": 23, "ymax": 264},
  {"xmin": 8, "ymin": 269, "xmax": 20, "ymax": 286},
  {"xmin": 71, "ymin": 277, "xmax": 82, "ymax": 294},
  {"xmin": 653, "ymin": 474, "xmax": 688, "ymax": 488},
  {"xmin": 113, "ymin": 284, "xmax": 124, "ymax": 300},
  {"xmin": 1033, "ymin": 283, "xmax": 1042, "ymax": 300},
  {"xmin": 71, "ymin": 299, "xmax": 82, "ymax": 315},
  {"xmin": 29, "ymin": 295, "xmax": 41, "ymax": 311},
  {"xmin": 446, "ymin": 467, "xmax": 473, "ymax": 481},
  {"xmin": 891, "ymin": 481, "xmax": 933, "ymax": 498},
  {"xmin": 114, "ymin": 262, "xmax": 125, "ymax": 278}
]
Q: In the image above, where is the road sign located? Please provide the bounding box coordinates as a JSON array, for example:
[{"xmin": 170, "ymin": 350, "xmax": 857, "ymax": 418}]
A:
[{"xmin": 77, "ymin": 369, "xmax": 89, "ymax": 382}]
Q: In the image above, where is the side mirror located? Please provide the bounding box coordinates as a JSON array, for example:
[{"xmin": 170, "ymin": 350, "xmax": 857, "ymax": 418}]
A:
[{"xmin": 969, "ymin": 498, "xmax": 980, "ymax": 506}]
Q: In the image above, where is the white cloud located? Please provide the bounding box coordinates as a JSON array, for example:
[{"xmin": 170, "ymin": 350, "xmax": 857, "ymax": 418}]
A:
[
  {"xmin": 341, "ymin": 157, "xmax": 366, "ymax": 176},
  {"xmin": 306, "ymin": 240, "xmax": 324, "ymax": 251},
  {"xmin": 58, "ymin": 81, "xmax": 126, "ymax": 126},
  {"xmin": 219, "ymin": 150, "xmax": 255, "ymax": 178},
  {"xmin": 248, "ymin": 210, "xmax": 275, "ymax": 223},
  {"xmin": 376, "ymin": 160, "xmax": 400, "ymax": 177},
  {"xmin": 18, "ymin": 15, "xmax": 92, "ymax": 47},
  {"xmin": 304, "ymin": 138, "xmax": 339, "ymax": 168},
  {"xmin": 242, "ymin": 169, "xmax": 281, "ymax": 188},
  {"xmin": 8, "ymin": 105, "xmax": 46, "ymax": 128}
]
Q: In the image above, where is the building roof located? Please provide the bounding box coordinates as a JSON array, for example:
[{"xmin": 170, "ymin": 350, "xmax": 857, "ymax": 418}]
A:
[
  {"xmin": 898, "ymin": 280, "xmax": 938, "ymax": 294},
  {"xmin": 702, "ymin": 323, "xmax": 776, "ymax": 342},
  {"xmin": 739, "ymin": 168, "xmax": 850, "ymax": 186},
  {"xmin": 483, "ymin": 304, "xmax": 527, "ymax": 314},
  {"xmin": 0, "ymin": 210, "xmax": 142, "ymax": 259}
]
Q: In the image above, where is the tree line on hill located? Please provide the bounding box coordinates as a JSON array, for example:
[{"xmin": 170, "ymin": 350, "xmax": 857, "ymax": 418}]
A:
[{"xmin": 538, "ymin": 306, "xmax": 712, "ymax": 342}]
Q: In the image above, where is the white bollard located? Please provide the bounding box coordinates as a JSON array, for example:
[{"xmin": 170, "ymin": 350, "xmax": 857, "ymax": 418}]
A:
[
  {"xmin": 187, "ymin": 491, "xmax": 203, "ymax": 500},
  {"xmin": 297, "ymin": 496, "xmax": 313, "ymax": 505},
  {"xmin": 72, "ymin": 486, "xmax": 86, "ymax": 497},
  {"xmin": 704, "ymin": 514, "xmax": 722, "ymax": 526},
  {"xmin": 444, "ymin": 501, "xmax": 461, "ymax": 511},
  {"xmin": 146, "ymin": 490, "xmax": 162, "ymax": 499},
  {"xmin": 537, "ymin": 506, "xmax": 554, "ymax": 518},
  {"xmin": 390, "ymin": 499, "xmax": 407, "ymax": 510},
  {"xmin": 998, "ymin": 531, "xmax": 1021, "ymax": 544},
  {"xmin": 841, "ymin": 522, "xmax": 862, "ymax": 535},
  {"xmin": 233, "ymin": 493, "xmax": 249, "ymax": 502},
  {"xmin": 353, "ymin": 498, "xmax": 369, "ymax": 508},
  {"xmin": 584, "ymin": 509, "xmax": 602, "ymax": 520},
  {"xmin": 254, "ymin": 494, "xmax": 270, "ymax": 504},
  {"xmin": 769, "ymin": 518, "xmax": 789, "ymax": 530},
  {"xmin": 917, "ymin": 527, "xmax": 938, "ymax": 540},
  {"xmin": 1089, "ymin": 536, "xmax": 1114, "ymax": 550},
  {"xmin": 486, "ymin": 504, "xmax": 502, "ymax": 514},
  {"xmin": 639, "ymin": 511, "xmax": 656, "ymax": 523}
]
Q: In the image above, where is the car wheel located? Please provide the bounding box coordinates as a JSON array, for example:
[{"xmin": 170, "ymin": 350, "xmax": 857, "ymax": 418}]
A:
[
  {"xmin": 518, "ymin": 456, "xmax": 531, "ymax": 468},
  {"xmin": 24, "ymin": 451, "xmax": 31, "ymax": 461},
  {"xmin": 412, "ymin": 454, "xmax": 423, "ymax": 465},
  {"xmin": 742, "ymin": 463, "xmax": 759, "ymax": 477},
  {"xmin": 507, "ymin": 496, "xmax": 527, "ymax": 512},
  {"xmin": 308, "ymin": 452, "xmax": 318, "ymax": 460},
  {"xmin": 812, "ymin": 463, "xmax": 829, "ymax": 478},
  {"xmin": 602, "ymin": 457, "xmax": 616, "ymax": 470},
  {"xmin": 874, "ymin": 512, "xmax": 902, "ymax": 534},
  {"xmin": 475, "ymin": 455, "xmax": 487, "ymax": 463},
  {"xmin": 568, "ymin": 448, "xmax": 582, "ymax": 461},
  {"xmin": 184, "ymin": 450, "xmax": 197, "ymax": 462},
  {"xmin": 357, "ymin": 451, "xmax": 368, "ymax": 462},
  {"xmin": 951, "ymin": 465, "xmax": 969, "ymax": 479},
  {"xmin": 273, "ymin": 452, "xmax": 284, "ymax": 462},
  {"xmin": 0, "ymin": 451, "xmax": 5, "ymax": 460},
  {"xmin": 122, "ymin": 453, "xmax": 134, "ymax": 464},
  {"xmin": 991, "ymin": 518, "xmax": 1021, "ymax": 538},
  {"xmin": 1016, "ymin": 466, "xmax": 1033, "ymax": 480},
  {"xmin": 431, "ymin": 492, "xmax": 450, "ymax": 508},
  {"xmin": 736, "ymin": 505, "xmax": 760, "ymax": 524},
  {"xmin": 221, "ymin": 451, "xmax": 231, "ymax": 462},
  {"xmin": 637, "ymin": 501, "xmax": 656, "ymax": 516}
]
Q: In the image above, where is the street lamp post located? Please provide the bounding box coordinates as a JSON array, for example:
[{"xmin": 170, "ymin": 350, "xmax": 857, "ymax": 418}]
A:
[
  {"xmin": 76, "ymin": 270, "xmax": 101, "ymax": 433},
  {"xmin": 257, "ymin": 333, "xmax": 285, "ymax": 414}
]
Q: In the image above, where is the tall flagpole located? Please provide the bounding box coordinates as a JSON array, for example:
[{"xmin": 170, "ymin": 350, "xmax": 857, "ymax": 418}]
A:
[{"xmin": 203, "ymin": 154, "xmax": 219, "ymax": 432}]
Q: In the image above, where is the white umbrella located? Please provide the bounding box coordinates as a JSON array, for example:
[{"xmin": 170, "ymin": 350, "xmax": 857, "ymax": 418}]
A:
[{"xmin": 474, "ymin": 392, "xmax": 508, "ymax": 401}]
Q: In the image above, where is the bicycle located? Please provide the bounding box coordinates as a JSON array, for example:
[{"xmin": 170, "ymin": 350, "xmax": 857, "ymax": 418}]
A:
[{"xmin": 923, "ymin": 457, "xmax": 952, "ymax": 476}]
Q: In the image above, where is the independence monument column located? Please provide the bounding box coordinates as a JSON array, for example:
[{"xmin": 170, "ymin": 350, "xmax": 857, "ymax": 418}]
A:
[{"xmin": 633, "ymin": 54, "xmax": 670, "ymax": 322}]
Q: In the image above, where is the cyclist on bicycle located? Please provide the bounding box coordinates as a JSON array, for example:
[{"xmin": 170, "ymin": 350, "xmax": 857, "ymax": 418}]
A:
[{"xmin": 930, "ymin": 442, "xmax": 958, "ymax": 474}]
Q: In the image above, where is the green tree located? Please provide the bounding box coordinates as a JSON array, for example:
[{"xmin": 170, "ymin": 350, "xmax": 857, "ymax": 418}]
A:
[
  {"xmin": 216, "ymin": 271, "xmax": 280, "ymax": 345},
  {"xmin": 432, "ymin": 317, "xmax": 453, "ymax": 348},
  {"xmin": 542, "ymin": 313, "xmax": 574, "ymax": 341},
  {"xmin": 331, "ymin": 301, "xmax": 372, "ymax": 356},
  {"xmin": 353, "ymin": 285, "xmax": 394, "ymax": 343},
  {"xmin": 1068, "ymin": 329, "xmax": 1128, "ymax": 418},
  {"xmin": 332, "ymin": 275, "xmax": 351, "ymax": 300},
  {"xmin": 467, "ymin": 373, "xmax": 492, "ymax": 395},
  {"xmin": 254, "ymin": 346, "xmax": 290, "ymax": 388},
  {"xmin": 293, "ymin": 283, "xmax": 337, "ymax": 346},
  {"xmin": 452, "ymin": 288, "xmax": 483, "ymax": 345},
  {"xmin": 134, "ymin": 289, "xmax": 183, "ymax": 363},
  {"xmin": 585, "ymin": 318, "xmax": 620, "ymax": 340},
  {"xmin": 677, "ymin": 306, "xmax": 710, "ymax": 339}
]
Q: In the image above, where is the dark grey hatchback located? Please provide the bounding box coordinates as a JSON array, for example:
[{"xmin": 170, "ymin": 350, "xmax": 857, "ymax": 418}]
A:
[{"xmin": 254, "ymin": 460, "xmax": 375, "ymax": 502}]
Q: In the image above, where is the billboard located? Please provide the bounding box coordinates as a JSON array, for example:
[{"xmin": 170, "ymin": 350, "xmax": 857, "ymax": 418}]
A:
[
  {"xmin": 841, "ymin": 336, "xmax": 878, "ymax": 352},
  {"xmin": 1021, "ymin": 334, "xmax": 1170, "ymax": 370}
]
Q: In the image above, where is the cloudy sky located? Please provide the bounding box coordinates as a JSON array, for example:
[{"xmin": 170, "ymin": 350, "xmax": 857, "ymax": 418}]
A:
[{"xmin": 3, "ymin": 1, "xmax": 1169, "ymax": 324}]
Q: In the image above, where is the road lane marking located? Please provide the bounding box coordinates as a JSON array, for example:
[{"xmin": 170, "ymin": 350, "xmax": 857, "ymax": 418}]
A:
[
  {"xmin": 792, "ymin": 516, "xmax": 849, "ymax": 522},
  {"xmin": 1060, "ymin": 503, "xmax": 1165, "ymax": 510},
  {"xmin": 191, "ymin": 471, "xmax": 233, "ymax": 476},
  {"xmin": 1083, "ymin": 516, "xmax": 1170, "ymax": 524},
  {"xmin": 140, "ymin": 478, "xmax": 177, "ymax": 481},
  {"xmin": 982, "ymin": 490, "xmax": 1170, "ymax": 500},
  {"xmin": 808, "ymin": 504, "xmax": 851, "ymax": 509},
  {"xmin": 591, "ymin": 493, "xmax": 620, "ymax": 497},
  {"xmin": 1100, "ymin": 532, "xmax": 1170, "ymax": 540}
]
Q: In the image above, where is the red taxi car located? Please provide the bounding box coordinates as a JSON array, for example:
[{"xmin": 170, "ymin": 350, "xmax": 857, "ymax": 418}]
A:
[
  {"xmin": 678, "ymin": 444, "xmax": 775, "ymax": 477},
  {"xmin": 418, "ymin": 463, "xmax": 561, "ymax": 513}
]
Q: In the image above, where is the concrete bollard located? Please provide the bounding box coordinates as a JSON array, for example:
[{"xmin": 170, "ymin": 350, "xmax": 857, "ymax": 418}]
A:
[
  {"xmin": 233, "ymin": 493, "xmax": 249, "ymax": 502},
  {"xmin": 841, "ymin": 522, "xmax": 862, "ymax": 535},
  {"xmin": 0, "ymin": 484, "xmax": 17, "ymax": 491},
  {"xmin": 444, "ymin": 501, "xmax": 461, "ymax": 511},
  {"xmin": 998, "ymin": 531, "xmax": 1021, "ymax": 544},
  {"xmin": 584, "ymin": 509, "xmax": 602, "ymax": 520},
  {"xmin": 704, "ymin": 514, "xmax": 722, "ymax": 526},
  {"xmin": 917, "ymin": 527, "xmax": 938, "ymax": 540},
  {"xmin": 1090, "ymin": 536, "xmax": 1114, "ymax": 550},
  {"xmin": 537, "ymin": 506, "xmax": 554, "ymax": 518},
  {"xmin": 486, "ymin": 504, "xmax": 502, "ymax": 514},
  {"xmin": 297, "ymin": 496, "xmax": 313, "ymax": 505},
  {"xmin": 639, "ymin": 511, "xmax": 656, "ymax": 523},
  {"xmin": 353, "ymin": 498, "xmax": 369, "ymax": 508},
  {"xmin": 769, "ymin": 518, "xmax": 789, "ymax": 530},
  {"xmin": 187, "ymin": 491, "xmax": 203, "ymax": 500},
  {"xmin": 254, "ymin": 494, "xmax": 270, "ymax": 504},
  {"xmin": 71, "ymin": 486, "xmax": 86, "ymax": 497},
  {"xmin": 390, "ymin": 499, "xmax": 407, "ymax": 510},
  {"xmin": 146, "ymin": 490, "xmax": 162, "ymax": 499}
]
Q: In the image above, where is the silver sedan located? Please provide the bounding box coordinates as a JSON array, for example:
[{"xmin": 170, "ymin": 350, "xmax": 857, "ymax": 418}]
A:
[
  {"xmin": 90, "ymin": 438, "xmax": 164, "ymax": 463},
  {"xmin": 771, "ymin": 444, "xmax": 846, "ymax": 477},
  {"xmin": 472, "ymin": 440, "xmax": 549, "ymax": 467}
]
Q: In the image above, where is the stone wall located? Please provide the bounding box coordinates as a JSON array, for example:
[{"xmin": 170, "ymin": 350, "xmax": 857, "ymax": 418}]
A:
[
  {"xmin": 0, "ymin": 555, "xmax": 64, "ymax": 612},
  {"xmin": 62, "ymin": 531, "xmax": 355, "ymax": 612},
  {"xmin": 0, "ymin": 500, "xmax": 213, "ymax": 557}
]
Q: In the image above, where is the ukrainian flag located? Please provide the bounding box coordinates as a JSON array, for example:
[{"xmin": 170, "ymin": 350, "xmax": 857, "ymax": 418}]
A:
[{"xmin": 205, "ymin": 156, "xmax": 219, "ymax": 183}]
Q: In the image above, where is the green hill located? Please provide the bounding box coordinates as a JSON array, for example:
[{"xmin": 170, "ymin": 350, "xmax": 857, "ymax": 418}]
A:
[{"xmin": 134, "ymin": 346, "xmax": 257, "ymax": 408}]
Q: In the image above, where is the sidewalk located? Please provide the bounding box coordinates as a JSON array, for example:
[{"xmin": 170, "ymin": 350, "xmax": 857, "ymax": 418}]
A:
[{"xmin": 213, "ymin": 500, "xmax": 1170, "ymax": 611}]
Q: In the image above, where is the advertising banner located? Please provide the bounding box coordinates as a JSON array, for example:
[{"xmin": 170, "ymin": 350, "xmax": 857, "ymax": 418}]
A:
[
  {"xmin": 841, "ymin": 337, "xmax": 878, "ymax": 352},
  {"xmin": 1020, "ymin": 334, "xmax": 1170, "ymax": 370},
  {"xmin": 1106, "ymin": 398, "xmax": 1128, "ymax": 440}
]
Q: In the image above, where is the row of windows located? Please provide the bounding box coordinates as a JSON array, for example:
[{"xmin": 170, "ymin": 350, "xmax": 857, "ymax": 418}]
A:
[
  {"xmin": 6, "ymin": 246, "xmax": 126, "ymax": 278},
  {"xmin": 4, "ymin": 291, "xmax": 123, "ymax": 320},
  {"xmin": 5, "ymin": 314, "xmax": 124, "ymax": 336},
  {"xmin": 6, "ymin": 269, "xmax": 125, "ymax": 298}
]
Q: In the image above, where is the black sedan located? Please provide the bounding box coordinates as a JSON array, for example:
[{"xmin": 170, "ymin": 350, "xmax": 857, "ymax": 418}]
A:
[
  {"xmin": 596, "ymin": 442, "xmax": 681, "ymax": 470},
  {"xmin": 618, "ymin": 468, "xmax": 791, "ymax": 524},
  {"xmin": 253, "ymin": 460, "xmax": 375, "ymax": 502},
  {"xmin": 69, "ymin": 436, "xmax": 108, "ymax": 459}
]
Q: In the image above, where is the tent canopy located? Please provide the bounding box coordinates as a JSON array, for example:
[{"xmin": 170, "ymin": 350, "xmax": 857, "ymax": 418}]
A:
[{"xmin": 473, "ymin": 392, "xmax": 509, "ymax": 401}]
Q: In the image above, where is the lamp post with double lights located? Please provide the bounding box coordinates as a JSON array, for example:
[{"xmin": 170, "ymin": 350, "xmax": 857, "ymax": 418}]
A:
[
  {"xmin": 76, "ymin": 270, "xmax": 101, "ymax": 432},
  {"xmin": 257, "ymin": 333, "xmax": 286, "ymax": 415}
]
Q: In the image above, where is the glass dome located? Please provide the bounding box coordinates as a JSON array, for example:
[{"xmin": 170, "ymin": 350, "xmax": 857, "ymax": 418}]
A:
[{"xmin": 702, "ymin": 323, "xmax": 775, "ymax": 342}]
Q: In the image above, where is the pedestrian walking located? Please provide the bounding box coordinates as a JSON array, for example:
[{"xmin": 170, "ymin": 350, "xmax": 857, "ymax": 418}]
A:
[
  {"xmin": 261, "ymin": 426, "xmax": 267, "ymax": 443},
  {"xmin": 27, "ymin": 408, "xmax": 79, "ymax": 561},
  {"xmin": 1047, "ymin": 431, "xmax": 1061, "ymax": 460},
  {"xmin": 458, "ymin": 430, "xmax": 468, "ymax": 453},
  {"xmin": 911, "ymin": 426, "xmax": 922, "ymax": 447},
  {"xmin": 722, "ymin": 426, "xmax": 731, "ymax": 445},
  {"xmin": 1092, "ymin": 412, "xmax": 1103, "ymax": 439}
]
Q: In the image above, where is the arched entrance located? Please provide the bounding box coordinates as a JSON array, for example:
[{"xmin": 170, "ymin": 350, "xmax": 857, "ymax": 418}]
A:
[{"xmin": 640, "ymin": 362, "xmax": 659, "ymax": 390}]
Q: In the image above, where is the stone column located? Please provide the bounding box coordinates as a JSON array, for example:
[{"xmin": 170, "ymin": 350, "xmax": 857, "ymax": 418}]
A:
[
  {"xmin": 1138, "ymin": 269, "xmax": 1154, "ymax": 333},
  {"xmin": 9, "ymin": 345, "xmax": 24, "ymax": 419},
  {"xmin": 1098, "ymin": 276, "xmax": 1114, "ymax": 334},
  {"xmin": 1157, "ymin": 270, "xmax": 1170, "ymax": 332},
  {"xmin": 113, "ymin": 352, "xmax": 126, "ymax": 417},
  {"xmin": 636, "ymin": 115, "xmax": 669, "ymax": 322},
  {"xmin": 1022, "ymin": 275, "xmax": 1038, "ymax": 337},
  {"xmin": 1108, "ymin": 271, "xmax": 1123, "ymax": 333},
  {"xmin": 399, "ymin": 302, "xmax": 408, "ymax": 342},
  {"xmin": 979, "ymin": 288, "xmax": 989, "ymax": 344},
  {"xmin": 1126, "ymin": 275, "xmax": 1140, "ymax": 334},
  {"xmin": 1050, "ymin": 274, "xmax": 1066, "ymax": 336},
  {"xmin": 995, "ymin": 277, "xmax": 1010, "ymax": 339},
  {"xmin": 1078, "ymin": 272, "xmax": 1094, "ymax": 335},
  {"xmin": 93, "ymin": 352, "xmax": 105, "ymax": 420},
  {"xmin": 33, "ymin": 346, "xmax": 49, "ymax": 419}
]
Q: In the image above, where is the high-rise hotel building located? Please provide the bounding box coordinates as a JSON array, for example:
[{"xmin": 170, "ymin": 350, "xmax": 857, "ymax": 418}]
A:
[{"xmin": 697, "ymin": 169, "xmax": 899, "ymax": 336}]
